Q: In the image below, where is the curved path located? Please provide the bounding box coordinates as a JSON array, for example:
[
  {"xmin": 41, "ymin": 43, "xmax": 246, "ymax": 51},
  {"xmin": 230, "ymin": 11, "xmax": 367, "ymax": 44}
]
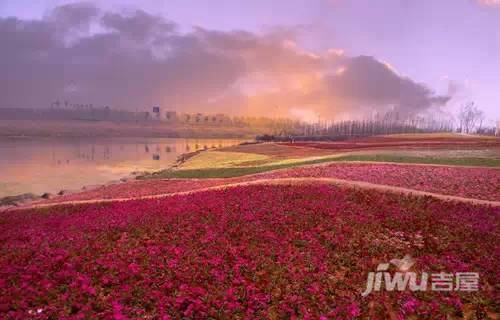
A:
[{"xmin": 9, "ymin": 177, "xmax": 500, "ymax": 211}]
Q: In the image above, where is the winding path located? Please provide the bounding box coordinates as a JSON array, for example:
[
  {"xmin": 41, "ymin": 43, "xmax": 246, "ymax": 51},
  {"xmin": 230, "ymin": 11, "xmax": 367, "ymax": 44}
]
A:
[{"xmin": 9, "ymin": 176, "xmax": 500, "ymax": 211}]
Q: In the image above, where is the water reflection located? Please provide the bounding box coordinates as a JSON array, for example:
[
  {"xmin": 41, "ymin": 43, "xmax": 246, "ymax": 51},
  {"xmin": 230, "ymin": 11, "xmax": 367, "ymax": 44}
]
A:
[{"xmin": 0, "ymin": 137, "xmax": 244, "ymax": 197}]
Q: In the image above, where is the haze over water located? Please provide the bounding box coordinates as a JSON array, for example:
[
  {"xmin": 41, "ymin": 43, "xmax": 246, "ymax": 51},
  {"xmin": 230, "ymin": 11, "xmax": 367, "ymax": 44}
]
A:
[{"xmin": 0, "ymin": 137, "xmax": 243, "ymax": 197}]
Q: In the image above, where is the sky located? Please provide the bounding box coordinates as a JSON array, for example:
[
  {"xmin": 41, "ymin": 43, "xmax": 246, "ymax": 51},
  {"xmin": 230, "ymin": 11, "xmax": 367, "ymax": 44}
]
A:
[{"xmin": 0, "ymin": 0, "xmax": 499, "ymax": 122}]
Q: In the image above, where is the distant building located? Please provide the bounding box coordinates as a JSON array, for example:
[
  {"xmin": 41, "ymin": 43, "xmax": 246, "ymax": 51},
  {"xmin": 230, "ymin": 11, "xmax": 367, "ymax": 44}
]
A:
[
  {"xmin": 195, "ymin": 113, "xmax": 203, "ymax": 123},
  {"xmin": 214, "ymin": 113, "xmax": 231, "ymax": 125},
  {"xmin": 138, "ymin": 111, "xmax": 150, "ymax": 121},
  {"xmin": 177, "ymin": 112, "xmax": 232, "ymax": 125},
  {"xmin": 152, "ymin": 106, "xmax": 161, "ymax": 120},
  {"xmin": 165, "ymin": 111, "xmax": 177, "ymax": 122}
]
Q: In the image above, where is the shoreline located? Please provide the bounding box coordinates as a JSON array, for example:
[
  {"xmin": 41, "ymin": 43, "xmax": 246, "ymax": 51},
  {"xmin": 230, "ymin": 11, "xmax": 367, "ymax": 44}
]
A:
[
  {"xmin": 0, "ymin": 119, "xmax": 262, "ymax": 139},
  {"xmin": 3, "ymin": 134, "xmax": 498, "ymax": 209},
  {"xmin": 0, "ymin": 141, "xmax": 250, "ymax": 209}
]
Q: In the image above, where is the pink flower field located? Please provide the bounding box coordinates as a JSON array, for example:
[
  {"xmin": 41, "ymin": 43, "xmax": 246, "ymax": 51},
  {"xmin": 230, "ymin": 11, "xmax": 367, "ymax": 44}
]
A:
[
  {"xmin": 258, "ymin": 163, "xmax": 500, "ymax": 201},
  {"xmin": 281, "ymin": 137, "xmax": 500, "ymax": 151},
  {"xmin": 1, "ymin": 184, "xmax": 498, "ymax": 319},
  {"xmin": 43, "ymin": 163, "xmax": 499, "ymax": 204},
  {"xmin": 45, "ymin": 179, "xmax": 231, "ymax": 203}
]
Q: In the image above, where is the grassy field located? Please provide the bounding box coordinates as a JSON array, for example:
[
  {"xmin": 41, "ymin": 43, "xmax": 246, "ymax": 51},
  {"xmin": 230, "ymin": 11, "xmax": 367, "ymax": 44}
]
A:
[
  {"xmin": 144, "ymin": 152, "xmax": 499, "ymax": 180},
  {"xmin": 330, "ymin": 154, "xmax": 500, "ymax": 167},
  {"xmin": 178, "ymin": 151, "xmax": 271, "ymax": 169},
  {"xmin": 145, "ymin": 155, "xmax": 343, "ymax": 179},
  {"xmin": 143, "ymin": 137, "xmax": 500, "ymax": 179}
]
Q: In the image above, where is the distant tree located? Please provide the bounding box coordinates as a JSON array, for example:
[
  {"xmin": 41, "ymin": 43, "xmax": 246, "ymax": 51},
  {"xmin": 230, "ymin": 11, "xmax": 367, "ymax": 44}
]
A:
[
  {"xmin": 477, "ymin": 112, "xmax": 485, "ymax": 132},
  {"xmin": 458, "ymin": 102, "xmax": 484, "ymax": 134}
]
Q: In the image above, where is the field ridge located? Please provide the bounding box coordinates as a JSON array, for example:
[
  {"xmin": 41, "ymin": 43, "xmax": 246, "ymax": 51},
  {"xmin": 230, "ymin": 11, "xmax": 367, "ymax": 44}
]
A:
[{"xmin": 10, "ymin": 177, "xmax": 500, "ymax": 211}]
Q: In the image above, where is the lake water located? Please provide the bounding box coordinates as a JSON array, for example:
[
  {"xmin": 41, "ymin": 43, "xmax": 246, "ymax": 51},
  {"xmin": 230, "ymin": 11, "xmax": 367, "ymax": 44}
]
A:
[{"xmin": 0, "ymin": 137, "xmax": 244, "ymax": 198}]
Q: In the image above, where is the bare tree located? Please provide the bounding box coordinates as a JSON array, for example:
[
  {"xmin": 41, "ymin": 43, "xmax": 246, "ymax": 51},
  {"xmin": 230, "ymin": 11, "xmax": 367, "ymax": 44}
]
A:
[{"xmin": 458, "ymin": 102, "xmax": 484, "ymax": 134}]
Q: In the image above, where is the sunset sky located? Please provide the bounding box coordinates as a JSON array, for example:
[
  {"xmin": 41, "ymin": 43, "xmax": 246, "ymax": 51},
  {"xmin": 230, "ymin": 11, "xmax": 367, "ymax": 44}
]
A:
[{"xmin": 1, "ymin": 0, "xmax": 499, "ymax": 122}]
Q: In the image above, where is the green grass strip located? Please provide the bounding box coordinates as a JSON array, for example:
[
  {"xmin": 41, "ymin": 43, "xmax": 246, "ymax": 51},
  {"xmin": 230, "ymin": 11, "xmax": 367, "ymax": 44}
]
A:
[
  {"xmin": 140, "ymin": 156, "xmax": 342, "ymax": 179},
  {"xmin": 141, "ymin": 154, "xmax": 499, "ymax": 180},
  {"xmin": 333, "ymin": 154, "xmax": 500, "ymax": 167}
]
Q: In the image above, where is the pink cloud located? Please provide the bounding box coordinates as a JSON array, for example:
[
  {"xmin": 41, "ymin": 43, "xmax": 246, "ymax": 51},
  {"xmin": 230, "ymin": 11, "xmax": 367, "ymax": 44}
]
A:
[{"xmin": 476, "ymin": 0, "xmax": 500, "ymax": 6}]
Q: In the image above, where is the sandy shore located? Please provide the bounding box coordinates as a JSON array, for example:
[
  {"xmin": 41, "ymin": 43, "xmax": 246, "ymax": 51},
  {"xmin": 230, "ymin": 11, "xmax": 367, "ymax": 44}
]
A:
[{"xmin": 0, "ymin": 119, "xmax": 261, "ymax": 139}]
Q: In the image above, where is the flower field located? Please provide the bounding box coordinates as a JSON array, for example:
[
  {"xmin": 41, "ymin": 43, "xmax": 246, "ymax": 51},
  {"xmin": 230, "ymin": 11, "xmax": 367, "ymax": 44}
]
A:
[
  {"xmin": 42, "ymin": 163, "xmax": 499, "ymax": 204},
  {"xmin": 42, "ymin": 179, "xmax": 230, "ymax": 203},
  {"xmin": 281, "ymin": 136, "xmax": 500, "ymax": 151},
  {"xmin": 1, "ymin": 184, "xmax": 498, "ymax": 319},
  {"xmin": 257, "ymin": 163, "xmax": 500, "ymax": 201}
]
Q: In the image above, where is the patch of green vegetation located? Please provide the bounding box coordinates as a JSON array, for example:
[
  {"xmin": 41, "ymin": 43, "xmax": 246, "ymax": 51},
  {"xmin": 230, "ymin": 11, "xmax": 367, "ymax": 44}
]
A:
[
  {"xmin": 140, "ymin": 153, "xmax": 499, "ymax": 180},
  {"xmin": 332, "ymin": 154, "xmax": 500, "ymax": 167},
  {"xmin": 179, "ymin": 151, "xmax": 270, "ymax": 169},
  {"xmin": 140, "ymin": 156, "xmax": 343, "ymax": 179}
]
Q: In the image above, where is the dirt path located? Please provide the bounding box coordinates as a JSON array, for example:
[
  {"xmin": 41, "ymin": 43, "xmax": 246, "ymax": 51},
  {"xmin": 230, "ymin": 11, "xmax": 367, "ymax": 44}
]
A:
[
  {"xmin": 3, "ymin": 160, "xmax": 498, "ymax": 212},
  {"xmin": 7, "ymin": 177, "xmax": 499, "ymax": 212}
]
